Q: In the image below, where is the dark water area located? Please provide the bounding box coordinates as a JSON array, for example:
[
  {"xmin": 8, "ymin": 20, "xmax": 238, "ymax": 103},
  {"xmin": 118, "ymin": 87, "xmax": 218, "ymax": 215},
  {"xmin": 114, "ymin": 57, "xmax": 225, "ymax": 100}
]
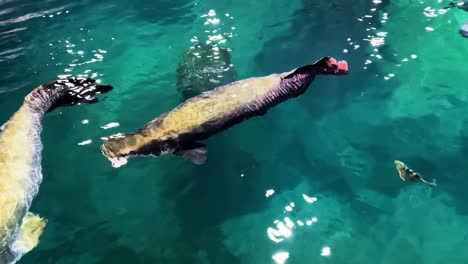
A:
[{"xmin": 1, "ymin": 0, "xmax": 468, "ymax": 263}]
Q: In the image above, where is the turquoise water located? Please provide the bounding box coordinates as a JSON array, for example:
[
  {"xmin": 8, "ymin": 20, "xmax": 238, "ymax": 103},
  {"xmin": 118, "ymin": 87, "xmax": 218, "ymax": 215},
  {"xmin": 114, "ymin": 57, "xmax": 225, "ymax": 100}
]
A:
[{"xmin": 1, "ymin": 0, "xmax": 468, "ymax": 263}]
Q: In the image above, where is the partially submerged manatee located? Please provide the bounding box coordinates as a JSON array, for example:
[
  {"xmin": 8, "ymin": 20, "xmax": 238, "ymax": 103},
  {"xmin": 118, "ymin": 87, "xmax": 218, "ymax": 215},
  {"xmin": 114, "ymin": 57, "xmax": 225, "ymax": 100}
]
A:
[
  {"xmin": 0, "ymin": 78, "xmax": 112, "ymax": 263},
  {"xmin": 101, "ymin": 56, "xmax": 348, "ymax": 167},
  {"xmin": 394, "ymin": 160, "xmax": 437, "ymax": 188},
  {"xmin": 176, "ymin": 42, "xmax": 236, "ymax": 100}
]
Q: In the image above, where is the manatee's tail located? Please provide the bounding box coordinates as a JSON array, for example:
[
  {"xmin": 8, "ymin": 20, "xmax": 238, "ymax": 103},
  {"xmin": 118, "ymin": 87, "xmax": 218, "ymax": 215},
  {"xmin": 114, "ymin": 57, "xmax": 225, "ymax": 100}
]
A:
[{"xmin": 25, "ymin": 78, "xmax": 113, "ymax": 114}]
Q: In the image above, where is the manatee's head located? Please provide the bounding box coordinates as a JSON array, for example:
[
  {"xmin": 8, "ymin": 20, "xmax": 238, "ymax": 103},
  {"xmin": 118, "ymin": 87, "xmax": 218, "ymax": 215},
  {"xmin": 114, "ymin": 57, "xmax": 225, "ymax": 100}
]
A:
[
  {"xmin": 101, "ymin": 133, "xmax": 166, "ymax": 168},
  {"xmin": 313, "ymin": 57, "xmax": 348, "ymax": 75},
  {"xmin": 100, "ymin": 134, "xmax": 136, "ymax": 168}
]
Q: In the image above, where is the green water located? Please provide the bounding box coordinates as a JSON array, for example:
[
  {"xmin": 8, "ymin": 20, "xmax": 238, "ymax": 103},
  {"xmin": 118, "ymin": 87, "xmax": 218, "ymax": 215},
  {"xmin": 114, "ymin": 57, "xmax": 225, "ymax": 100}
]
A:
[{"xmin": 1, "ymin": 0, "xmax": 468, "ymax": 263}]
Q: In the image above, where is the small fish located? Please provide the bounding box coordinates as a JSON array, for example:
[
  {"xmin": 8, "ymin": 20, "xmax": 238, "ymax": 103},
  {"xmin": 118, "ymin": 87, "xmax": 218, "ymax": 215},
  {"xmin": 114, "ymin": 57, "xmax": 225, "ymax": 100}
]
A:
[{"xmin": 394, "ymin": 160, "xmax": 437, "ymax": 188}]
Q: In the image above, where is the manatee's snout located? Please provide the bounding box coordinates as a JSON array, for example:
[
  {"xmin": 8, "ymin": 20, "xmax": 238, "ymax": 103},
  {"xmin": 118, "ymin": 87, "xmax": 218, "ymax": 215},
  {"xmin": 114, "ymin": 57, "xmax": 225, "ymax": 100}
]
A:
[
  {"xmin": 315, "ymin": 57, "xmax": 348, "ymax": 75},
  {"xmin": 100, "ymin": 133, "xmax": 148, "ymax": 167},
  {"xmin": 101, "ymin": 140, "xmax": 130, "ymax": 168},
  {"xmin": 100, "ymin": 136, "xmax": 130, "ymax": 159},
  {"xmin": 100, "ymin": 143, "xmax": 116, "ymax": 159}
]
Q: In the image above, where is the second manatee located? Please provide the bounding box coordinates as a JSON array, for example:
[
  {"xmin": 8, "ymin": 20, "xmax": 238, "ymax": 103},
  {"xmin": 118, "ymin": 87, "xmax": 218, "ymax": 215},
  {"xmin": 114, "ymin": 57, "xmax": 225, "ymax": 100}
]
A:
[{"xmin": 176, "ymin": 42, "xmax": 236, "ymax": 100}]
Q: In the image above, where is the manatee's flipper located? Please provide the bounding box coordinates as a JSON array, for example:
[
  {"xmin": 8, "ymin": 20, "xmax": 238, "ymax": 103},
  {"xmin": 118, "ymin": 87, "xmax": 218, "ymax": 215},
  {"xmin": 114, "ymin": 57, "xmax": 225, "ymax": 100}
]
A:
[
  {"xmin": 10, "ymin": 212, "xmax": 47, "ymax": 256},
  {"xmin": 174, "ymin": 142, "xmax": 207, "ymax": 165}
]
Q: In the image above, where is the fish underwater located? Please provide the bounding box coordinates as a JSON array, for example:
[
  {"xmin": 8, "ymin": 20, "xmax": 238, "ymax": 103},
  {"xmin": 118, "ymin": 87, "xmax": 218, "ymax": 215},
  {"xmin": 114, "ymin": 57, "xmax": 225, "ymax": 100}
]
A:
[
  {"xmin": 394, "ymin": 160, "xmax": 437, "ymax": 188},
  {"xmin": 176, "ymin": 42, "xmax": 236, "ymax": 100},
  {"xmin": 0, "ymin": 78, "xmax": 113, "ymax": 263},
  {"xmin": 101, "ymin": 56, "xmax": 348, "ymax": 167}
]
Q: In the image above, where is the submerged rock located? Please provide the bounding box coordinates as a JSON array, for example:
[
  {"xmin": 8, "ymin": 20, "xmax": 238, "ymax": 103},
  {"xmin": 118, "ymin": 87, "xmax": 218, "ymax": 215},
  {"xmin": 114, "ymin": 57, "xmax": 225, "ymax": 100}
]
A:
[{"xmin": 176, "ymin": 42, "xmax": 236, "ymax": 100}]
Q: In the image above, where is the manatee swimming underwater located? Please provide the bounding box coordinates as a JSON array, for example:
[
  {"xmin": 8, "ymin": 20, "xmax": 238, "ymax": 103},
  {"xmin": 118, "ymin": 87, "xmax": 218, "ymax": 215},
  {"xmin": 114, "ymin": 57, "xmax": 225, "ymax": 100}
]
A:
[
  {"xmin": 0, "ymin": 78, "xmax": 112, "ymax": 263},
  {"xmin": 394, "ymin": 160, "xmax": 437, "ymax": 188},
  {"xmin": 176, "ymin": 42, "xmax": 236, "ymax": 100},
  {"xmin": 101, "ymin": 57, "xmax": 348, "ymax": 167}
]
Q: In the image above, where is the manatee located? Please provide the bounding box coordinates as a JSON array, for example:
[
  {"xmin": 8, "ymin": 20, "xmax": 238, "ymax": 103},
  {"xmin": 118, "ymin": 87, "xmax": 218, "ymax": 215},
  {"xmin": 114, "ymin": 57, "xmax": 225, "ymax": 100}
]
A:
[
  {"xmin": 100, "ymin": 56, "xmax": 348, "ymax": 167},
  {"xmin": 0, "ymin": 78, "xmax": 113, "ymax": 263},
  {"xmin": 394, "ymin": 160, "xmax": 437, "ymax": 188},
  {"xmin": 176, "ymin": 42, "xmax": 236, "ymax": 100}
]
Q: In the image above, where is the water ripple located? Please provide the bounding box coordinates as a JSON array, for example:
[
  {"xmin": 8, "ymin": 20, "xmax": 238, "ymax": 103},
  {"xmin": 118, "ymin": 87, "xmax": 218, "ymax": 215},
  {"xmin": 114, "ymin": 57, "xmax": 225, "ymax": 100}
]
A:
[
  {"xmin": 0, "ymin": 27, "xmax": 26, "ymax": 35},
  {"xmin": 0, "ymin": 7, "xmax": 14, "ymax": 16},
  {"xmin": 0, "ymin": 2, "xmax": 76, "ymax": 94},
  {"xmin": 0, "ymin": 6, "xmax": 67, "ymax": 26},
  {"xmin": 0, "ymin": 47, "xmax": 23, "ymax": 62}
]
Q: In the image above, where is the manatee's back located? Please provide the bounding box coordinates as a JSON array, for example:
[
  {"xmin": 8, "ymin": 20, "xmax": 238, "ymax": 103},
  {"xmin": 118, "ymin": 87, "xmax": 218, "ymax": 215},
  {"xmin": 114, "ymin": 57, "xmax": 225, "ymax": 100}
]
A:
[
  {"xmin": 146, "ymin": 74, "xmax": 282, "ymax": 141},
  {"xmin": 0, "ymin": 107, "xmax": 38, "ymax": 252}
]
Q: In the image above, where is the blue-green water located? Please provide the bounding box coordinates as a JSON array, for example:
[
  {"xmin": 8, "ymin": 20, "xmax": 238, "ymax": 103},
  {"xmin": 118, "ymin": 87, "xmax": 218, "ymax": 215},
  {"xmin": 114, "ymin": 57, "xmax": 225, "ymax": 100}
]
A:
[{"xmin": 1, "ymin": 0, "xmax": 468, "ymax": 263}]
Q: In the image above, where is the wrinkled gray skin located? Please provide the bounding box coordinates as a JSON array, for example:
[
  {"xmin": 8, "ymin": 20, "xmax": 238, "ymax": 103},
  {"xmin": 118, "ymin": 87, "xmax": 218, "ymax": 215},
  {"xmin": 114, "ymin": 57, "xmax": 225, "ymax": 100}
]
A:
[{"xmin": 176, "ymin": 42, "xmax": 236, "ymax": 100}]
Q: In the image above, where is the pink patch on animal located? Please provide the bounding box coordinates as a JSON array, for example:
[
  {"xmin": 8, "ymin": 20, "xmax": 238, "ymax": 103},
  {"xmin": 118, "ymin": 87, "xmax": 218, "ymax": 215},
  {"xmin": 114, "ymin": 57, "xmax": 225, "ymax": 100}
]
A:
[
  {"xmin": 327, "ymin": 57, "xmax": 338, "ymax": 66},
  {"xmin": 337, "ymin": 61, "xmax": 348, "ymax": 73}
]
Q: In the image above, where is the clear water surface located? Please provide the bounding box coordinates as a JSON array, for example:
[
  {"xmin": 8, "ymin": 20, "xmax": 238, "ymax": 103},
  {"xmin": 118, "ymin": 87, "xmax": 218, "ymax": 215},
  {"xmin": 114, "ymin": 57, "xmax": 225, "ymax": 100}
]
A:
[{"xmin": 1, "ymin": 0, "xmax": 468, "ymax": 263}]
